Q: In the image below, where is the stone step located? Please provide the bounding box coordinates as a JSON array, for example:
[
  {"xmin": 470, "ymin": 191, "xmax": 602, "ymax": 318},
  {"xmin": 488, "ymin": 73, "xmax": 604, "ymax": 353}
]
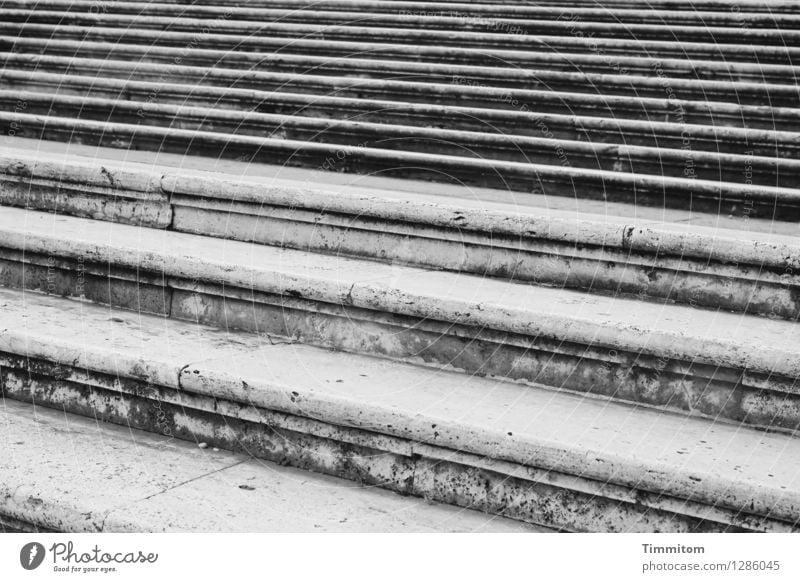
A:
[
  {"xmin": 1, "ymin": 287, "xmax": 798, "ymax": 532},
  {"xmin": 5, "ymin": 0, "xmax": 800, "ymax": 27},
  {"xmin": 1, "ymin": 205, "xmax": 798, "ymax": 431},
  {"xmin": 4, "ymin": 112, "xmax": 797, "ymax": 219},
  {"xmin": 4, "ymin": 142, "xmax": 796, "ymax": 319},
  {"xmin": 4, "ymin": 38, "xmax": 797, "ymax": 107},
  {"xmin": 5, "ymin": 91, "xmax": 796, "ymax": 190},
  {"xmin": 0, "ymin": 399, "xmax": 534, "ymax": 532},
  {"xmin": 4, "ymin": 23, "xmax": 799, "ymax": 78},
  {"xmin": 4, "ymin": 23, "xmax": 796, "ymax": 68},
  {"xmin": 4, "ymin": 6, "xmax": 800, "ymax": 44},
  {"xmin": 6, "ymin": 54, "xmax": 797, "ymax": 132},
  {"xmin": 8, "ymin": 71, "xmax": 796, "ymax": 158},
  {"xmin": 76, "ymin": 0, "xmax": 800, "ymax": 13}
]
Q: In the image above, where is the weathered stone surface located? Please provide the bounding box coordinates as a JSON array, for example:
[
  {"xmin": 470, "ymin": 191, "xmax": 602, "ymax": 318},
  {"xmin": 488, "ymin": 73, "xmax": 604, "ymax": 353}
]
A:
[
  {"xmin": 2, "ymin": 208, "xmax": 798, "ymax": 380},
  {"xmin": 0, "ymin": 145, "xmax": 798, "ymax": 319},
  {"xmin": 0, "ymin": 286, "xmax": 799, "ymax": 531}
]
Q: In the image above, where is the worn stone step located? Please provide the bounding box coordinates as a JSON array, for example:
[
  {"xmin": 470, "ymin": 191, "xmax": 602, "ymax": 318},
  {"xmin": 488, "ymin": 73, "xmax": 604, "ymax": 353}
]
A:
[
  {"xmin": 4, "ymin": 6, "xmax": 800, "ymax": 44},
  {"xmin": 6, "ymin": 0, "xmax": 800, "ymax": 28},
  {"xmin": 0, "ymin": 399, "xmax": 534, "ymax": 533},
  {"xmin": 1, "ymin": 287, "xmax": 798, "ymax": 532},
  {"xmin": 8, "ymin": 71, "xmax": 796, "ymax": 159},
  {"xmin": 1, "ymin": 206, "xmax": 798, "ymax": 431},
  {"xmin": 4, "ymin": 23, "xmax": 799, "ymax": 80},
  {"xmin": 6, "ymin": 91, "xmax": 796, "ymax": 189},
  {"xmin": 6, "ymin": 21, "xmax": 794, "ymax": 68},
  {"xmin": 2, "ymin": 143, "xmax": 795, "ymax": 319},
  {"xmin": 6, "ymin": 54, "xmax": 796, "ymax": 132},
  {"xmin": 92, "ymin": 0, "xmax": 800, "ymax": 13},
  {"xmin": 4, "ymin": 38, "xmax": 796, "ymax": 107},
  {"xmin": 3, "ymin": 112, "xmax": 796, "ymax": 219}
]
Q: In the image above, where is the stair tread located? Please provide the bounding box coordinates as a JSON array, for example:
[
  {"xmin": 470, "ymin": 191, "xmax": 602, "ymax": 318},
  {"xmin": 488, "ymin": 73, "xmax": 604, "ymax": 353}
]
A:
[
  {"xmin": 0, "ymin": 398, "xmax": 533, "ymax": 532},
  {"xmin": 1, "ymin": 286, "xmax": 799, "ymax": 522}
]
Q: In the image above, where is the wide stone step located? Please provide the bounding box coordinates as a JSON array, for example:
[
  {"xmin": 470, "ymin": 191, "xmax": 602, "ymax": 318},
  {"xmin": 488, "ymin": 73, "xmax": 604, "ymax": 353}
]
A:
[
  {"xmin": 1, "ymin": 287, "xmax": 799, "ymax": 532},
  {"xmin": 4, "ymin": 23, "xmax": 799, "ymax": 79},
  {"xmin": 4, "ymin": 112, "xmax": 797, "ymax": 219},
  {"xmin": 5, "ymin": 22, "xmax": 795, "ymax": 68},
  {"xmin": 1, "ymin": 205, "xmax": 798, "ymax": 431},
  {"xmin": 4, "ymin": 141, "xmax": 796, "ymax": 320},
  {"xmin": 72, "ymin": 0, "xmax": 800, "ymax": 13},
  {"xmin": 6, "ymin": 91, "xmax": 796, "ymax": 190},
  {"xmin": 9, "ymin": 71, "xmax": 796, "ymax": 158},
  {"xmin": 4, "ymin": 38, "xmax": 796, "ymax": 107},
  {"xmin": 0, "ymin": 399, "xmax": 534, "ymax": 533},
  {"xmin": 4, "ymin": 6, "xmax": 800, "ymax": 44},
  {"xmin": 5, "ymin": 0, "xmax": 800, "ymax": 27},
  {"xmin": 7, "ymin": 54, "xmax": 797, "ymax": 132}
]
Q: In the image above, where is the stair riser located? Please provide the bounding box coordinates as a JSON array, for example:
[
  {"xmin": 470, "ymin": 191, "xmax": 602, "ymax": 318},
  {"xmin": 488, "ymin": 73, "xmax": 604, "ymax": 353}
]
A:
[
  {"xmin": 6, "ymin": 56, "xmax": 796, "ymax": 131},
  {"xmin": 3, "ymin": 116, "xmax": 792, "ymax": 220},
  {"xmin": 6, "ymin": 10, "xmax": 800, "ymax": 44},
  {"xmin": 0, "ymin": 177, "xmax": 172, "ymax": 227},
  {"xmin": 9, "ymin": 97, "xmax": 793, "ymax": 188},
  {"xmin": 3, "ymin": 40, "xmax": 798, "ymax": 106},
  {"xmin": 2, "ymin": 254, "xmax": 798, "ymax": 431},
  {"xmin": 1, "ymin": 358, "xmax": 786, "ymax": 533},
  {"xmin": 4, "ymin": 25, "xmax": 797, "ymax": 81},
  {"xmin": 5, "ymin": 76, "xmax": 796, "ymax": 158}
]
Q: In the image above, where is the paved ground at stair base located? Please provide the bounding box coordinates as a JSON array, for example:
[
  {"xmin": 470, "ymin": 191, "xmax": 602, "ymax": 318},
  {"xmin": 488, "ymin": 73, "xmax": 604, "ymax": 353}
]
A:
[{"xmin": 0, "ymin": 398, "xmax": 539, "ymax": 533}]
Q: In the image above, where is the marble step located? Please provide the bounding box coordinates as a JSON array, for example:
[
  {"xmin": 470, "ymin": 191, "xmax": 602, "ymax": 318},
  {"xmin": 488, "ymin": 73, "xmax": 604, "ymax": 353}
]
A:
[
  {"xmin": 3, "ymin": 112, "xmax": 797, "ymax": 219},
  {"xmin": 2, "ymin": 287, "xmax": 799, "ymax": 532},
  {"xmin": 8, "ymin": 71, "xmax": 796, "ymax": 158},
  {"xmin": 1, "ymin": 141, "xmax": 796, "ymax": 320},
  {"xmin": 62, "ymin": 0, "xmax": 800, "ymax": 13},
  {"xmin": 4, "ymin": 23, "xmax": 800, "ymax": 80},
  {"xmin": 6, "ymin": 54, "xmax": 797, "ymax": 132},
  {"xmin": 1, "ymin": 205, "xmax": 798, "ymax": 431},
  {"xmin": 5, "ymin": 0, "xmax": 800, "ymax": 27},
  {"xmin": 4, "ymin": 6, "xmax": 800, "ymax": 44},
  {"xmin": 2, "ymin": 38, "xmax": 798, "ymax": 107},
  {"xmin": 5, "ymin": 91, "xmax": 797, "ymax": 190}
]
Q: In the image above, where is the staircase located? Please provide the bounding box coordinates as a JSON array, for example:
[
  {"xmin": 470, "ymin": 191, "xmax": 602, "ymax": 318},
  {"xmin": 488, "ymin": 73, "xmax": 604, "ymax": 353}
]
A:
[{"xmin": 0, "ymin": 0, "xmax": 799, "ymax": 532}]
